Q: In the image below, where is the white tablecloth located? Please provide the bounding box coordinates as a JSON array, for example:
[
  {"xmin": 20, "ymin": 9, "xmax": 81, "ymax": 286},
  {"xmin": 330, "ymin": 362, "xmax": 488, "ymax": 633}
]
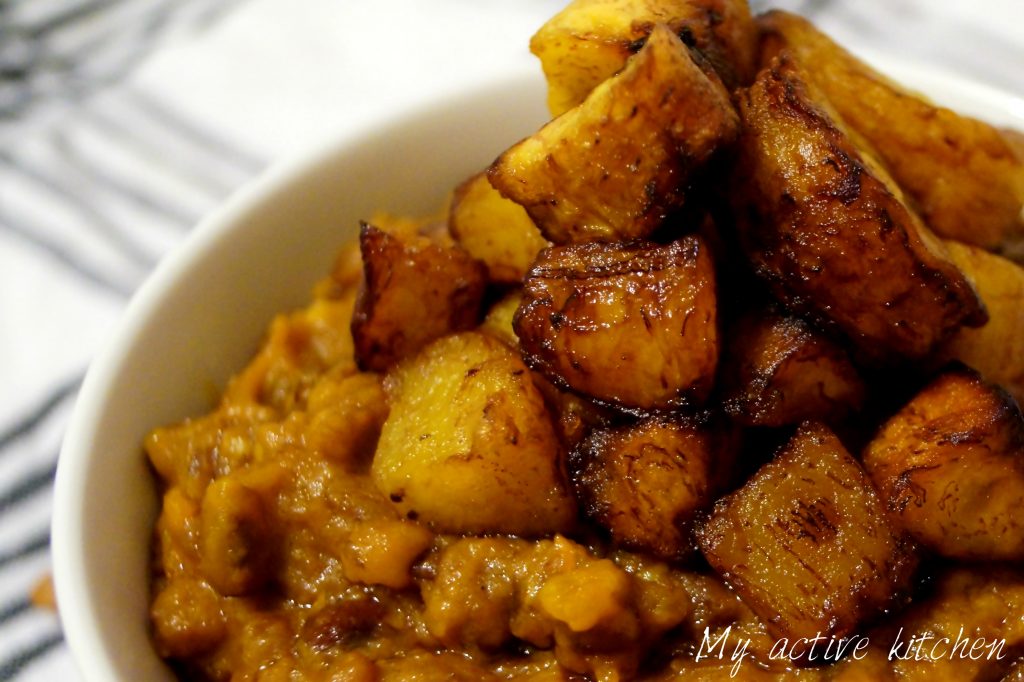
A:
[{"xmin": 0, "ymin": 0, "xmax": 1021, "ymax": 678}]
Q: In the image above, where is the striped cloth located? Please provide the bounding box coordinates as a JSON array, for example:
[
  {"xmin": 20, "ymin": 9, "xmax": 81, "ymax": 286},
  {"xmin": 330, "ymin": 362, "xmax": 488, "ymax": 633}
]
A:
[
  {"xmin": 0, "ymin": 0, "xmax": 1021, "ymax": 679},
  {"xmin": 2, "ymin": 4, "xmax": 264, "ymax": 679}
]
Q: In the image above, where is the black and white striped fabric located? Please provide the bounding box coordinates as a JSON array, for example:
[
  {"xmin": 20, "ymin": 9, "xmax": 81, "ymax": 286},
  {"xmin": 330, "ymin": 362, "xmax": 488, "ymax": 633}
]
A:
[
  {"xmin": 1, "ymin": 0, "xmax": 1021, "ymax": 679},
  {"xmin": 1, "ymin": 2, "xmax": 265, "ymax": 679}
]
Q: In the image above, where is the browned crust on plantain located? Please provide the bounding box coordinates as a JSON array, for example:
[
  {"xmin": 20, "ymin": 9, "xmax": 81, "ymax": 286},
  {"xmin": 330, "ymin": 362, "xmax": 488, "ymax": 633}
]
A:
[
  {"xmin": 733, "ymin": 52, "xmax": 986, "ymax": 362},
  {"xmin": 514, "ymin": 235, "xmax": 718, "ymax": 412}
]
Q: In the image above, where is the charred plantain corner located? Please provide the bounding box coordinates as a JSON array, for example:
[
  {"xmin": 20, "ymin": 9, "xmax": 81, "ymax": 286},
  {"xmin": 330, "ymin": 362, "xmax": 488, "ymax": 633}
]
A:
[{"xmin": 351, "ymin": 222, "xmax": 487, "ymax": 373}]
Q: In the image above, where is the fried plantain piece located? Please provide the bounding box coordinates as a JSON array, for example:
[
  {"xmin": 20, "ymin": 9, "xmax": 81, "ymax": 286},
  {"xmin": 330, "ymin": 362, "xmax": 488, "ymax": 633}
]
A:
[
  {"xmin": 721, "ymin": 310, "xmax": 866, "ymax": 427},
  {"xmin": 531, "ymin": 0, "xmax": 758, "ymax": 116},
  {"xmin": 490, "ymin": 24, "xmax": 739, "ymax": 245},
  {"xmin": 351, "ymin": 223, "xmax": 487, "ymax": 372},
  {"xmin": 514, "ymin": 235, "xmax": 717, "ymax": 411},
  {"xmin": 862, "ymin": 368, "xmax": 1024, "ymax": 562},
  {"xmin": 759, "ymin": 10, "xmax": 1024, "ymax": 258},
  {"xmin": 570, "ymin": 416, "xmax": 716, "ymax": 560},
  {"xmin": 449, "ymin": 172, "xmax": 550, "ymax": 284},
  {"xmin": 936, "ymin": 240, "xmax": 1024, "ymax": 405},
  {"xmin": 697, "ymin": 422, "xmax": 918, "ymax": 644},
  {"xmin": 733, "ymin": 52, "xmax": 986, "ymax": 361},
  {"xmin": 372, "ymin": 332, "xmax": 577, "ymax": 536}
]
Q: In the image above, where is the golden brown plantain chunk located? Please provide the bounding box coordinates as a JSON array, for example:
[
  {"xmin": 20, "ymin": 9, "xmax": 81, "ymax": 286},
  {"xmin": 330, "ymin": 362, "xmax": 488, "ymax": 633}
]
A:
[
  {"xmin": 862, "ymin": 369, "xmax": 1024, "ymax": 561},
  {"xmin": 351, "ymin": 223, "xmax": 487, "ymax": 372},
  {"xmin": 937, "ymin": 240, "xmax": 1024, "ymax": 405},
  {"xmin": 449, "ymin": 172, "xmax": 550, "ymax": 284},
  {"xmin": 490, "ymin": 24, "xmax": 739, "ymax": 245},
  {"xmin": 514, "ymin": 235, "xmax": 718, "ymax": 411},
  {"xmin": 721, "ymin": 311, "xmax": 866, "ymax": 427},
  {"xmin": 734, "ymin": 53, "xmax": 986, "ymax": 361},
  {"xmin": 531, "ymin": 0, "xmax": 758, "ymax": 116},
  {"xmin": 569, "ymin": 416, "xmax": 715, "ymax": 560},
  {"xmin": 759, "ymin": 11, "xmax": 1024, "ymax": 257},
  {"xmin": 697, "ymin": 422, "xmax": 917, "ymax": 643},
  {"xmin": 372, "ymin": 332, "xmax": 577, "ymax": 536}
]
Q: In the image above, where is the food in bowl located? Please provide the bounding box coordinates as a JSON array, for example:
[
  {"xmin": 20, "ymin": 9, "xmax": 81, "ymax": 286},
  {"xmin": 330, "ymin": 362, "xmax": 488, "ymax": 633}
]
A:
[{"xmin": 144, "ymin": 2, "xmax": 1024, "ymax": 680}]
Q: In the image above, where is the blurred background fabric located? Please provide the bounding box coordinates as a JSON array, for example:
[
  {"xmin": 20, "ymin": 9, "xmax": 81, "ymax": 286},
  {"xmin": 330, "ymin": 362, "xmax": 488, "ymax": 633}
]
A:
[{"xmin": 0, "ymin": 0, "xmax": 1021, "ymax": 678}]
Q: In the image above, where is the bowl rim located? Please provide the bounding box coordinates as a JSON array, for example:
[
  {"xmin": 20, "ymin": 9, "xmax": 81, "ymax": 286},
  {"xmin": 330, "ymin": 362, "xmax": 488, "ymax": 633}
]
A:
[
  {"xmin": 51, "ymin": 56, "xmax": 1024, "ymax": 681},
  {"xmin": 51, "ymin": 63, "xmax": 539, "ymax": 681}
]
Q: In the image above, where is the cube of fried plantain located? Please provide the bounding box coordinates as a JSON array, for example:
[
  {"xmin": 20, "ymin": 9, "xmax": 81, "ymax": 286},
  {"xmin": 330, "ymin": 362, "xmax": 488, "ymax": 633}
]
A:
[
  {"xmin": 514, "ymin": 235, "xmax": 717, "ymax": 411},
  {"xmin": 570, "ymin": 416, "xmax": 715, "ymax": 560},
  {"xmin": 490, "ymin": 24, "xmax": 739, "ymax": 245},
  {"xmin": 697, "ymin": 422, "xmax": 917, "ymax": 643},
  {"xmin": 759, "ymin": 11, "xmax": 1024, "ymax": 258},
  {"xmin": 862, "ymin": 369, "xmax": 1024, "ymax": 561},
  {"xmin": 936, "ymin": 240, "xmax": 1024, "ymax": 406},
  {"xmin": 372, "ymin": 332, "xmax": 577, "ymax": 536},
  {"xmin": 531, "ymin": 0, "xmax": 758, "ymax": 116},
  {"xmin": 734, "ymin": 53, "xmax": 986, "ymax": 361},
  {"xmin": 449, "ymin": 172, "xmax": 550, "ymax": 284},
  {"xmin": 721, "ymin": 311, "xmax": 866, "ymax": 427},
  {"xmin": 351, "ymin": 223, "xmax": 487, "ymax": 372}
]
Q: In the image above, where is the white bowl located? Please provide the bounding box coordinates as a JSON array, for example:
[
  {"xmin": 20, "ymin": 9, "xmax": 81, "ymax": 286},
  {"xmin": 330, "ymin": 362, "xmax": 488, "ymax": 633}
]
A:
[
  {"xmin": 51, "ymin": 69, "xmax": 549, "ymax": 681},
  {"xmin": 52, "ymin": 61, "xmax": 1024, "ymax": 681}
]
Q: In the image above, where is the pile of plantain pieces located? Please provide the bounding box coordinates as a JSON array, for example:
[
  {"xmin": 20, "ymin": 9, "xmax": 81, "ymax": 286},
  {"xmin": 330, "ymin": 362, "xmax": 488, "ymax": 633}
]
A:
[{"xmin": 352, "ymin": 0, "xmax": 1024, "ymax": 674}]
